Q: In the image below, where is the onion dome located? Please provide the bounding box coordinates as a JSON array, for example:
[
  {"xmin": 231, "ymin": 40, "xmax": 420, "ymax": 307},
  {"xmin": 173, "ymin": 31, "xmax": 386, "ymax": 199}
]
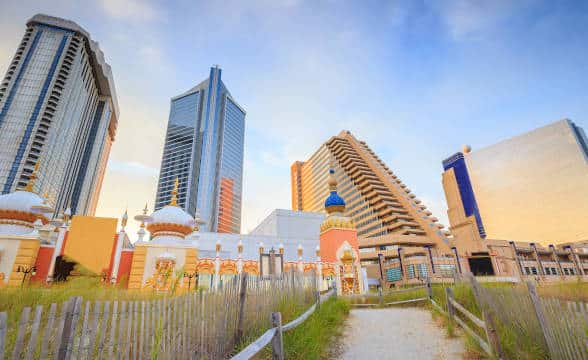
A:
[
  {"xmin": 324, "ymin": 168, "xmax": 345, "ymax": 214},
  {"xmin": 0, "ymin": 163, "xmax": 51, "ymax": 233},
  {"xmin": 146, "ymin": 178, "xmax": 194, "ymax": 237}
]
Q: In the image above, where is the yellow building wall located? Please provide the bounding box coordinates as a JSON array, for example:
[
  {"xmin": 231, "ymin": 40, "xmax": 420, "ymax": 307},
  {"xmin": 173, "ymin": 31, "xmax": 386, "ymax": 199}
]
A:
[
  {"xmin": 64, "ymin": 216, "xmax": 117, "ymax": 275},
  {"xmin": 8, "ymin": 239, "xmax": 40, "ymax": 287},
  {"xmin": 465, "ymin": 120, "xmax": 588, "ymax": 245},
  {"xmin": 128, "ymin": 245, "xmax": 146, "ymax": 290}
]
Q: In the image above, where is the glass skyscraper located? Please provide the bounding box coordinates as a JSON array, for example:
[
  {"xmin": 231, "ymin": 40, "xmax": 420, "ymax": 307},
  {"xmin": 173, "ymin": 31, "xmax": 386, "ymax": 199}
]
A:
[
  {"xmin": 155, "ymin": 66, "xmax": 245, "ymax": 233},
  {"xmin": 0, "ymin": 14, "xmax": 118, "ymax": 216}
]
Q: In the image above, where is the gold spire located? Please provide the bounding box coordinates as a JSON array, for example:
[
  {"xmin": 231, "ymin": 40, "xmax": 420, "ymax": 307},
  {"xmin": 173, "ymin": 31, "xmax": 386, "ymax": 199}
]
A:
[
  {"xmin": 170, "ymin": 178, "xmax": 179, "ymax": 206},
  {"xmin": 327, "ymin": 168, "xmax": 337, "ymax": 191},
  {"xmin": 24, "ymin": 162, "xmax": 40, "ymax": 192}
]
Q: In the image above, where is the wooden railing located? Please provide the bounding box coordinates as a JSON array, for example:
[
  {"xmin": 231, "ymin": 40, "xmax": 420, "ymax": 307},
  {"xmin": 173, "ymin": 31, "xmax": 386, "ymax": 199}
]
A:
[
  {"xmin": 231, "ymin": 289, "xmax": 335, "ymax": 360},
  {"xmin": 348, "ymin": 278, "xmax": 432, "ymax": 307}
]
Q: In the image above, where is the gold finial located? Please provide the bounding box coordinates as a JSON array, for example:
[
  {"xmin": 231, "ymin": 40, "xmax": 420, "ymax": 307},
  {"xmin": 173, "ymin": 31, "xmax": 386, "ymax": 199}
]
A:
[
  {"xmin": 25, "ymin": 162, "xmax": 40, "ymax": 192},
  {"xmin": 121, "ymin": 209, "xmax": 128, "ymax": 229},
  {"xmin": 170, "ymin": 178, "xmax": 179, "ymax": 206},
  {"xmin": 327, "ymin": 168, "xmax": 337, "ymax": 191}
]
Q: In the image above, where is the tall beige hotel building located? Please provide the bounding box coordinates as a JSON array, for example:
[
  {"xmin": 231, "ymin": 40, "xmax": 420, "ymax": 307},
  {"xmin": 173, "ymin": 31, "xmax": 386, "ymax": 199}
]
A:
[{"xmin": 291, "ymin": 131, "xmax": 455, "ymax": 282}]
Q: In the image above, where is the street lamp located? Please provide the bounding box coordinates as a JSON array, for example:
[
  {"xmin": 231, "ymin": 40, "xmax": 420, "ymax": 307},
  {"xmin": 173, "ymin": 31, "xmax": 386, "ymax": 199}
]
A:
[
  {"xmin": 17, "ymin": 265, "xmax": 37, "ymax": 287},
  {"xmin": 184, "ymin": 271, "xmax": 198, "ymax": 290}
]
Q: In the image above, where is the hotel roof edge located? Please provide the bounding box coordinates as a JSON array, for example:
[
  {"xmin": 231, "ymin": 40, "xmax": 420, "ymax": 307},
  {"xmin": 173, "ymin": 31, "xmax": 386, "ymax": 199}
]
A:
[
  {"xmin": 171, "ymin": 73, "xmax": 247, "ymax": 115},
  {"xmin": 27, "ymin": 14, "xmax": 119, "ymax": 122}
]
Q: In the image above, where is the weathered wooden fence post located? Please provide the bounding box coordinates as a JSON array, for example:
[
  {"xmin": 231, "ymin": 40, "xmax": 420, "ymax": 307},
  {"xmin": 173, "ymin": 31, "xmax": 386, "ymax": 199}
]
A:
[
  {"xmin": 426, "ymin": 277, "xmax": 433, "ymax": 299},
  {"xmin": 467, "ymin": 274, "xmax": 504, "ymax": 360},
  {"xmin": 235, "ymin": 273, "xmax": 248, "ymax": 344},
  {"xmin": 271, "ymin": 312, "xmax": 284, "ymax": 360},
  {"xmin": 378, "ymin": 285, "xmax": 383, "ymax": 306},
  {"xmin": 445, "ymin": 287, "xmax": 454, "ymax": 321},
  {"xmin": 59, "ymin": 296, "xmax": 82, "ymax": 360},
  {"xmin": 315, "ymin": 271, "xmax": 321, "ymax": 311},
  {"xmin": 527, "ymin": 280, "xmax": 556, "ymax": 358},
  {"xmin": 0, "ymin": 312, "xmax": 6, "ymax": 359}
]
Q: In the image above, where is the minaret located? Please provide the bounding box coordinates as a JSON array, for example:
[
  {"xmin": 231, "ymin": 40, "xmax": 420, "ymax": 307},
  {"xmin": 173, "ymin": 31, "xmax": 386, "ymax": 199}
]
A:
[
  {"xmin": 134, "ymin": 204, "xmax": 149, "ymax": 242},
  {"xmin": 319, "ymin": 167, "xmax": 363, "ymax": 295},
  {"xmin": 111, "ymin": 209, "xmax": 128, "ymax": 283}
]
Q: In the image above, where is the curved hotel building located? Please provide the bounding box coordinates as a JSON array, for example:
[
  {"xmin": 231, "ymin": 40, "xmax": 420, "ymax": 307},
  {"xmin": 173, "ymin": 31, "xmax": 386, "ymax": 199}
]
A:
[
  {"xmin": 0, "ymin": 14, "xmax": 118, "ymax": 216},
  {"xmin": 292, "ymin": 131, "xmax": 454, "ymax": 285},
  {"xmin": 154, "ymin": 67, "xmax": 245, "ymax": 233}
]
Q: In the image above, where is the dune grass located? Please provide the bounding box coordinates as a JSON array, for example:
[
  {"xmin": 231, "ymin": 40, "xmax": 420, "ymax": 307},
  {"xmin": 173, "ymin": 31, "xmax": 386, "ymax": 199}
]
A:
[
  {"xmin": 537, "ymin": 279, "xmax": 588, "ymax": 301},
  {"xmin": 255, "ymin": 296, "xmax": 350, "ymax": 360}
]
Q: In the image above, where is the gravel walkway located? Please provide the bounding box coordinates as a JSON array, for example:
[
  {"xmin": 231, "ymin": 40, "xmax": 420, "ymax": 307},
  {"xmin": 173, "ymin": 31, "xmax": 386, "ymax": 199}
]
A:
[{"xmin": 338, "ymin": 307, "xmax": 465, "ymax": 360}]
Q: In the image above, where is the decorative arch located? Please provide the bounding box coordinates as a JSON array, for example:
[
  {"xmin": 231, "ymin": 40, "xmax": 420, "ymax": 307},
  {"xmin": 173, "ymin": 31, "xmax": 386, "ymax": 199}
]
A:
[
  {"xmin": 219, "ymin": 259, "xmax": 237, "ymax": 275},
  {"xmin": 196, "ymin": 258, "xmax": 215, "ymax": 274},
  {"xmin": 242, "ymin": 260, "xmax": 259, "ymax": 275}
]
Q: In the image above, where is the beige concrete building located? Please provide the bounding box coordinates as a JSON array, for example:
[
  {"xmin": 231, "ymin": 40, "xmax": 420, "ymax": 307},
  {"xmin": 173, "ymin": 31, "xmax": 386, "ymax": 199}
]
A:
[{"xmin": 442, "ymin": 119, "xmax": 588, "ymax": 277}]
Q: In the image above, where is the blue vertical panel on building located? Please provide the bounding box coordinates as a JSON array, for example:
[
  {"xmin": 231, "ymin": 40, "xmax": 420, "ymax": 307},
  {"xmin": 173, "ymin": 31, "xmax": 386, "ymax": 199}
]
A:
[
  {"xmin": 3, "ymin": 33, "xmax": 69, "ymax": 194},
  {"xmin": 196, "ymin": 67, "xmax": 224, "ymax": 231},
  {"xmin": 442, "ymin": 152, "xmax": 486, "ymax": 238},
  {"xmin": 0, "ymin": 30, "xmax": 43, "ymax": 128},
  {"xmin": 71, "ymin": 101, "xmax": 105, "ymax": 212},
  {"xmin": 217, "ymin": 97, "xmax": 245, "ymax": 232}
]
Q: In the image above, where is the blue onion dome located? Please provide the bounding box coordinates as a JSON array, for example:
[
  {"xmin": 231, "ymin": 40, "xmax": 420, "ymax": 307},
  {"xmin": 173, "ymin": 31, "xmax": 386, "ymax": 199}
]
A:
[{"xmin": 324, "ymin": 168, "xmax": 346, "ymax": 214}]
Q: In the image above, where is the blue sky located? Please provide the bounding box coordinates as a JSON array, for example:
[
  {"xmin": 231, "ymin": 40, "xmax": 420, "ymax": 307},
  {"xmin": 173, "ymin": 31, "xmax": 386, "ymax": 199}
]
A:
[{"xmin": 0, "ymin": 0, "xmax": 587, "ymax": 235}]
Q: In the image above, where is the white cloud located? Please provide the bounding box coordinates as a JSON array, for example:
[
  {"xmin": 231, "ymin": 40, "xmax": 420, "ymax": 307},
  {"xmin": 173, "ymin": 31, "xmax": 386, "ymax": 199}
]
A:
[
  {"xmin": 434, "ymin": 0, "xmax": 527, "ymax": 41},
  {"xmin": 108, "ymin": 160, "xmax": 159, "ymax": 177},
  {"xmin": 98, "ymin": 0, "xmax": 163, "ymax": 22}
]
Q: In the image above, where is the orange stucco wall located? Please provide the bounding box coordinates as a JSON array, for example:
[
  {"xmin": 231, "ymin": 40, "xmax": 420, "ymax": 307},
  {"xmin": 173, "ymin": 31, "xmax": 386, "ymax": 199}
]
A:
[
  {"xmin": 117, "ymin": 250, "xmax": 133, "ymax": 283},
  {"xmin": 31, "ymin": 245, "xmax": 54, "ymax": 283},
  {"xmin": 320, "ymin": 228, "xmax": 360, "ymax": 263},
  {"xmin": 64, "ymin": 216, "xmax": 118, "ymax": 275}
]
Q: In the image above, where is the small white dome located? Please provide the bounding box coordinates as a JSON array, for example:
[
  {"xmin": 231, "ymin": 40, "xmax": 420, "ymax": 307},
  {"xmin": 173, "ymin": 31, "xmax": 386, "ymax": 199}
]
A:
[
  {"xmin": 150, "ymin": 205, "xmax": 194, "ymax": 227},
  {"xmin": 0, "ymin": 191, "xmax": 45, "ymax": 213}
]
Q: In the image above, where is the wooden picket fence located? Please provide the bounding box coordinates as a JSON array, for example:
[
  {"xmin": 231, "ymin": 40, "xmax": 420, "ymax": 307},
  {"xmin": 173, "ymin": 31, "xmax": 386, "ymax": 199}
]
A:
[
  {"xmin": 478, "ymin": 279, "xmax": 588, "ymax": 360},
  {"xmin": 0, "ymin": 272, "xmax": 317, "ymax": 359},
  {"xmin": 430, "ymin": 273, "xmax": 588, "ymax": 360}
]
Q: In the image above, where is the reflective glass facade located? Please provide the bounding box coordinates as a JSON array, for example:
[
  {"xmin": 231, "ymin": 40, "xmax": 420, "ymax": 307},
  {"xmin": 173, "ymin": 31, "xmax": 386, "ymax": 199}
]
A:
[
  {"xmin": 155, "ymin": 67, "xmax": 245, "ymax": 233},
  {"xmin": 0, "ymin": 15, "xmax": 118, "ymax": 216}
]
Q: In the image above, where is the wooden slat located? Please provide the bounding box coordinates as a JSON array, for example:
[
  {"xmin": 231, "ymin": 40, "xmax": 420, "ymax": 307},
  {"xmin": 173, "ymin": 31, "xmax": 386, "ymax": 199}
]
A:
[
  {"xmin": 139, "ymin": 301, "xmax": 145, "ymax": 360},
  {"xmin": 39, "ymin": 303, "xmax": 56, "ymax": 360},
  {"xmin": 66, "ymin": 296, "xmax": 83, "ymax": 360},
  {"xmin": 25, "ymin": 305, "xmax": 43, "ymax": 360},
  {"xmin": 449, "ymin": 297, "xmax": 486, "ymax": 329},
  {"xmin": 453, "ymin": 313, "xmax": 492, "ymax": 355},
  {"xmin": 0, "ymin": 312, "xmax": 7, "ymax": 359},
  {"xmin": 86, "ymin": 301, "xmax": 102, "ymax": 359},
  {"xmin": 73, "ymin": 300, "xmax": 90, "ymax": 359},
  {"xmin": 96, "ymin": 301, "xmax": 110, "ymax": 360},
  {"xmin": 116, "ymin": 301, "xmax": 126, "ymax": 358},
  {"xmin": 232, "ymin": 328, "xmax": 276, "ymax": 360},
  {"xmin": 12, "ymin": 306, "xmax": 31, "ymax": 360},
  {"xmin": 126, "ymin": 301, "xmax": 133, "ymax": 360},
  {"xmin": 106, "ymin": 301, "xmax": 118, "ymax": 359},
  {"xmin": 182, "ymin": 295, "xmax": 188, "ymax": 359}
]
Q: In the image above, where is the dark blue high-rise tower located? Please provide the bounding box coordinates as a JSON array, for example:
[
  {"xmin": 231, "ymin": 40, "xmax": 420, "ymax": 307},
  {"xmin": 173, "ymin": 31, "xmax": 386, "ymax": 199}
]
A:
[{"xmin": 154, "ymin": 67, "xmax": 245, "ymax": 233}]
